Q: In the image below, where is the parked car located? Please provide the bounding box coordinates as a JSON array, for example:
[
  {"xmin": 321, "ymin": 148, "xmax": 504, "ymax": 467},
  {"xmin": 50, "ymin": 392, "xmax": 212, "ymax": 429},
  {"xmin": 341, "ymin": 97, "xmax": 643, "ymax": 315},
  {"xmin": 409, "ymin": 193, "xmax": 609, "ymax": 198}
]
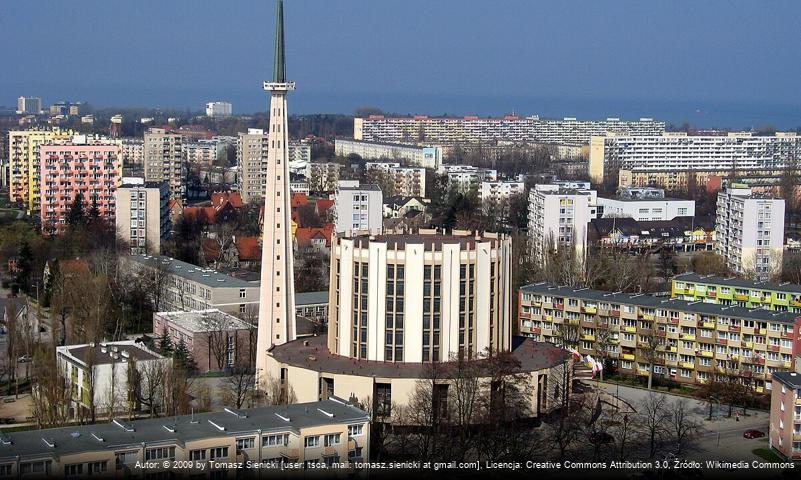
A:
[
  {"xmin": 743, "ymin": 429, "xmax": 765, "ymax": 439},
  {"xmin": 17, "ymin": 355, "xmax": 31, "ymax": 363}
]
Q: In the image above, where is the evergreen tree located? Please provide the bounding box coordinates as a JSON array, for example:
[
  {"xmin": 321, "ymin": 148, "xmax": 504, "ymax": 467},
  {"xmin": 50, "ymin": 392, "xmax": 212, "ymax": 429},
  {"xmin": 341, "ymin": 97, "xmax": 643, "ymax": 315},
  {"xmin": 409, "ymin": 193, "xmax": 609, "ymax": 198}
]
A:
[
  {"xmin": 42, "ymin": 259, "xmax": 60, "ymax": 307},
  {"xmin": 15, "ymin": 241, "xmax": 33, "ymax": 294},
  {"xmin": 88, "ymin": 195, "xmax": 100, "ymax": 221},
  {"xmin": 66, "ymin": 192, "xmax": 86, "ymax": 226},
  {"xmin": 156, "ymin": 328, "xmax": 174, "ymax": 355},
  {"xmin": 173, "ymin": 338, "xmax": 196, "ymax": 373}
]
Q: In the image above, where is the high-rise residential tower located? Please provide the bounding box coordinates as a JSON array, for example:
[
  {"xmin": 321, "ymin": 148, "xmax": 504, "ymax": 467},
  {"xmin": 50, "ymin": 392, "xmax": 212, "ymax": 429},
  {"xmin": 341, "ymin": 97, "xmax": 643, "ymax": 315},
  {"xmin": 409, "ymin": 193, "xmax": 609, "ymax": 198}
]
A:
[{"xmin": 256, "ymin": 0, "xmax": 296, "ymax": 388}]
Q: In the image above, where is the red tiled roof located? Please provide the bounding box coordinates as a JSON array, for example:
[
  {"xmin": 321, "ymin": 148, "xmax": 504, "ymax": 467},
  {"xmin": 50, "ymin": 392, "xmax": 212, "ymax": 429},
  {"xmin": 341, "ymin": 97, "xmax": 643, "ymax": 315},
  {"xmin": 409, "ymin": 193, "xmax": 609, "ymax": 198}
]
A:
[
  {"xmin": 183, "ymin": 206, "xmax": 216, "ymax": 223},
  {"xmin": 235, "ymin": 236, "xmax": 261, "ymax": 261},
  {"xmin": 211, "ymin": 191, "xmax": 243, "ymax": 209},
  {"xmin": 315, "ymin": 199, "xmax": 335, "ymax": 214},
  {"xmin": 291, "ymin": 192, "xmax": 310, "ymax": 209},
  {"xmin": 295, "ymin": 224, "xmax": 334, "ymax": 248}
]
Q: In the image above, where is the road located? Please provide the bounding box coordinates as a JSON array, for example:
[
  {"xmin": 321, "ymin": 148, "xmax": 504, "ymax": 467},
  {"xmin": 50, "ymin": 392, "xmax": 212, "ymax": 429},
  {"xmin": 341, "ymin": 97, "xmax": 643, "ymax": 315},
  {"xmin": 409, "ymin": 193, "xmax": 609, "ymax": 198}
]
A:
[{"xmin": 593, "ymin": 381, "xmax": 769, "ymax": 463}]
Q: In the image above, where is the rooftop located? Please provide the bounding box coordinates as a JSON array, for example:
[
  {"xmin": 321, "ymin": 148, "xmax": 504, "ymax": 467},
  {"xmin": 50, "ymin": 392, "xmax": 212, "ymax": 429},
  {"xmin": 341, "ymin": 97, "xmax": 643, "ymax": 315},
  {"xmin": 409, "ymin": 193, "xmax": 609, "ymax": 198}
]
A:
[
  {"xmin": 269, "ymin": 334, "xmax": 569, "ymax": 378},
  {"xmin": 128, "ymin": 255, "xmax": 257, "ymax": 289},
  {"xmin": 343, "ymin": 231, "xmax": 504, "ymax": 249},
  {"xmin": 295, "ymin": 291, "xmax": 328, "ymax": 306},
  {"xmin": 58, "ymin": 340, "xmax": 163, "ymax": 366},
  {"xmin": 155, "ymin": 309, "xmax": 253, "ymax": 333},
  {"xmin": 520, "ymin": 283, "xmax": 801, "ymax": 325},
  {"xmin": 673, "ymin": 273, "xmax": 801, "ymax": 296},
  {"xmin": 0, "ymin": 399, "xmax": 368, "ymax": 462},
  {"xmin": 772, "ymin": 371, "xmax": 801, "ymax": 389}
]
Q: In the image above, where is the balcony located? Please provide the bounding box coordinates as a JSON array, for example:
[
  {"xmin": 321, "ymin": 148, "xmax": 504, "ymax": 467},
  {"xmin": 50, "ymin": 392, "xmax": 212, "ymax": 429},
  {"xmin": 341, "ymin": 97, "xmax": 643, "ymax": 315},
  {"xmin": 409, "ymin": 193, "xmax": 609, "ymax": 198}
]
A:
[
  {"xmin": 681, "ymin": 362, "xmax": 695, "ymax": 369},
  {"xmin": 735, "ymin": 294, "xmax": 748, "ymax": 301},
  {"xmin": 700, "ymin": 351, "xmax": 714, "ymax": 358},
  {"xmin": 582, "ymin": 334, "xmax": 596, "ymax": 341},
  {"xmin": 581, "ymin": 306, "xmax": 597, "ymax": 314},
  {"xmin": 758, "ymin": 328, "xmax": 767, "ymax": 335},
  {"xmin": 624, "ymin": 326, "xmax": 637, "ymax": 333},
  {"xmin": 622, "ymin": 353, "xmax": 636, "ymax": 361}
]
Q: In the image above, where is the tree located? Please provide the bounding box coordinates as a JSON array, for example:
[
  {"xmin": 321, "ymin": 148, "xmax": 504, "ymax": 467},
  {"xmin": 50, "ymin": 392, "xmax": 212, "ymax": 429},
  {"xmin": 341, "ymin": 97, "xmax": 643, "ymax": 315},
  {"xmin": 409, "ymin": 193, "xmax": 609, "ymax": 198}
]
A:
[
  {"xmin": 222, "ymin": 365, "xmax": 255, "ymax": 409},
  {"xmin": 666, "ymin": 398, "xmax": 703, "ymax": 454},
  {"xmin": 205, "ymin": 319, "xmax": 232, "ymax": 372},
  {"xmin": 30, "ymin": 343, "xmax": 73, "ymax": 428},
  {"xmin": 66, "ymin": 192, "xmax": 86, "ymax": 227},
  {"xmin": 173, "ymin": 338, "xmax": 197, "ymax": 373},
  {"xmin": 638, "ymin": 392, "xmax": 670, "ymax": 458},
  {"xmin": 156, "ymin": 328, "xmax": 174, "ymax": 356},
  {"xmin": 638, "ymin": 328, "xmax": 662, "ymax": 390}
]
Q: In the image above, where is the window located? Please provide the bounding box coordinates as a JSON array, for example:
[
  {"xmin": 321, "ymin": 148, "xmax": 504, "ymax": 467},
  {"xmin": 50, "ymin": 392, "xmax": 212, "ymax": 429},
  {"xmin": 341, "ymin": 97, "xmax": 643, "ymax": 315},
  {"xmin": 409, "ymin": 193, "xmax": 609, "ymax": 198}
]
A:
[
  {"xmin": 145, "ymin": 447, "xmax": 175, "ymax": 461},
  {"xmin": 88, "ymin": 462, "xmax": 107, "ymax": 474},
  {"xmin": 347, "ymin": 424, "xmax": 364, "ymax": 437},
  {"xmin": 64, "ymin": 464, "xmax": 83, "ymax": 477},
  {"xmin": 304, "ymin": 436, "xmax": 320, "ymax": 448},
  {"xmin": 190, "ymin": 449, "xmax": 206, "ymax": 460},
  {"xmin": 236, "ymin": 437, "xmax": 255, "ymax": 452},
  {"xmin": 115, "ymin": 451, "xmax": 137, "ymax": 469},
  {"xmin": 263, "ymin": 433, "xmax": 289, "ymax": 447},
  {"xmin": 324, "ymin": 433, "xmax": 341, "ymax": 447},
  {"xmin": 210, "ymin": 447, "xmax": 229, "ymax": 459},
  {"xmin": 239, "ymin": 289, "xmax": 246, "ymax": 298}
]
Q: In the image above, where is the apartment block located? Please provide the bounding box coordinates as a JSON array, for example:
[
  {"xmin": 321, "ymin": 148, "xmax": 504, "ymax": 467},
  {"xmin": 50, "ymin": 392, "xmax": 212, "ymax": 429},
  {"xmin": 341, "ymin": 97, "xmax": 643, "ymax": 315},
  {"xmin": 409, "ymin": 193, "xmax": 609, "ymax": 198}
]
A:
[
  {"xmin": 56, "ymin": 340, "xmax": 171, "ymax": 419},
  {"xmin": 143, "ymin": 128, "xmax": 185, "ymax": 199},
  {"xmin": 152, "ymin": 309, "xmax": 254, "ymax": 372},
  {"xmin": 365, "ymin": 162, "xmax": 426, "ymax": 197},
  {"xmin": 39, "ymin": 136, "xmax": 122, "ymax": 234},
  {"xmin": 769, "ymin": 371, "xmax": 801, "ymax": 459},
  {"xmin": 0, "ymin": 398, "xmax": 370, "ymax": 477},
  {"xmin": 672, "ymin": 273, "xmax": 801, "ymax": 314},
  {"xmin": 288, "ymin": 140, "xmax": 311, "ymax": 163},
  {"xmin": 205, "ymin": 101, "xmax": 232, "ymax": 117},
  {"xmin": 7, "ymin": 128, "xmax": 75, "ymax": 211},
  {"xmin": 184, "ymin": 139, "xmax": 225, "ymax": 166},
  {"xmin": 237, "ymin": 128, "xmax": 267, "ymax": 204},
  {"xmin": 589, "ymin": 132, "xmax": 801, "ymax": 187},
  {"xmin": 125, "ymin": 255, "xmax": 259, "ymax": 315},
  {"xmin": 16, "ymin": 96, "xmax": 41, "ymax": 114},
  {"xmin": 120, "ymin": 138, "xmax": 144, "ymax": 166},
  {"xmin": 115, "ymin": 178, "xmax": 170, "ymax": 255},
  {"xmin": 715, "ymin": 186, "xmax": 784, "ymax": 280},
  {"xmin": 479, "ymin": 180, "xmax": 525, "ymax": 204},
  {"xmin": 295, "ymin": 291, "xmax": 329, "ymax": 325},
  {"xmin": 306, "ymin": 162, "xmax": 342, "ymax": 192},
  {"xmin": 335, "ymin": 138, "xmax": 443, "ymax": 169},
  {"xmin": 597, "ymin": 187, "xmax": 694, "ymax": 221},
  {"xmin": 440, "ymin": 164, "xmax": 497, "ymax": 193},
  {"xmin": 527, "ymin": 183, "xmax": 597, "ymax": 258},
  {"xmin": 333, "ymin": 180, "xmax": 383, "ymax": 236},
  {"xmin": 519, "ymin": 283, "xmax": 800, "ymax": 391},
  {"xmin": 355, "ymin": 115, "xmax": 664, "ymax": 147}
]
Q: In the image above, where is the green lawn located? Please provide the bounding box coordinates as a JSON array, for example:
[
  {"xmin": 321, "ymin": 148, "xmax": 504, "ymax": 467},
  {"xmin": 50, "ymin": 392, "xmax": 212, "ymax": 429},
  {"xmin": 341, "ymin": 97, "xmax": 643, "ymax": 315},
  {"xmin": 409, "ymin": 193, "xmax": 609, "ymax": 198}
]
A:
[{"xmin": 752, "ymin": 447, "xmax": 784, "ymax": 462}]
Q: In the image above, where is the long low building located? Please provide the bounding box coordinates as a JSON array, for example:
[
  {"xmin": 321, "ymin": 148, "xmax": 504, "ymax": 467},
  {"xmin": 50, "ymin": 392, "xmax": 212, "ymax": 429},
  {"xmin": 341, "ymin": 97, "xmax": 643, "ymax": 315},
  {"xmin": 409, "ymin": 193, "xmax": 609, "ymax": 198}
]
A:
[
  {"xmin": 519, "ymin": 283, "xmax": 800, "ymax": 392},
  {"xmin": 672, "ymin": 273, "xmax": 801, "ymax": 313},
  {"xmin": 0, "ymin": 399, "xmax": 370, "ymax": 477},
  {"xmin": 335, "ymin": 138, "xmax": 442, "ymax": 169},
  {"xmin": 589, "ymin": 132, "xmax": 801, "ymax": 188}
]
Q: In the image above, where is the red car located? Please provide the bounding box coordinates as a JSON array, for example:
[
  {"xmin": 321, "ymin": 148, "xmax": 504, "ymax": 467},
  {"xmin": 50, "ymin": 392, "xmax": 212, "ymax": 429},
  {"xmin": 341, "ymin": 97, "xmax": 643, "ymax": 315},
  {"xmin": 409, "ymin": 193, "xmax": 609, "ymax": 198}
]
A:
[{"xmin": 743, "ymin": 429, "xmax": 765, "ymax": 439}]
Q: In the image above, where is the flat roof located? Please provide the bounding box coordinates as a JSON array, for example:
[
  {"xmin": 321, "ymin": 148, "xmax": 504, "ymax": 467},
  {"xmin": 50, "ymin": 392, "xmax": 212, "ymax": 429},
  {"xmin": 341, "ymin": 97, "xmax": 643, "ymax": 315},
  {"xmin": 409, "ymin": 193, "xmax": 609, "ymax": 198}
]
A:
[
  {"xmin": 520, "ymin": 283, "xmax": 800, "ymax": 324},
  {"xmin": 295, "ymin": 291, "xmax": 328, "ymax": 306},
  {"xmin": 270, "ymin": 334, "xmax": 569, "ymax": 378},
  {"xmin": 0, "ymin": 399, "xmax": 368, "ymax": 461},
  {"xmin": 772, "ymin": 371, "xmax": 801, "ymax": 389},
  {"xmin": 598, "ymin": 196, "xmax": 691, "ymax": 203},
  {"xmin": 155, "ymin": 309, "xmax": 253, "ymax": 333},
  {"xmin": 128, "ymin": 255, "xmax": 257, "ymax": 289},
  {"xmin": 673, "ymin": 273, "xmax": 801, "ymax": 296},
  {"xmin": 59, "ymin": 341, "xmax": 163, "ymax": 365},
  {"xmin": 338, "ymin": 183, "xmax": 381, "ymax": 191},
  {"xmin": 345, "ymin": 232, "xmax": 502, "ymax": 249}
]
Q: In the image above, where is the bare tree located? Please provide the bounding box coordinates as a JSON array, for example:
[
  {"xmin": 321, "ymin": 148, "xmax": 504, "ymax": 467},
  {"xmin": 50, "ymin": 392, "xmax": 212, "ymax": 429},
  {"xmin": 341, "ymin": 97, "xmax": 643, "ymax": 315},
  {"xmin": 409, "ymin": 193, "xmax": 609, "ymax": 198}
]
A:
[
  {"xmin": 638, "ymin": 392, "xmax": 670, "ymax": 458},
  {"xmin": 221, "ymin": 364, "xmax": 255, "ymax": 409},
  {"xmin": 638, "ymin": 328, "xmax": 662, "ymax": 390},
  {"xmin": 30, "ymin": 344, "xmax": 73, "ymax": 428},
  {"xmin": 666, "ymin": 398, "xmax": 703, "ymax": 454}
]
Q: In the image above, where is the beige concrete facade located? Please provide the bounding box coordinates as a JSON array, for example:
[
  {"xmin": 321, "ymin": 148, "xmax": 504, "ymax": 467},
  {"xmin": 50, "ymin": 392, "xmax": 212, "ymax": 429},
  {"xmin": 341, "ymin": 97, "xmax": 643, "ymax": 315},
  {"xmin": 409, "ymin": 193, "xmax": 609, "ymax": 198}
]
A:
[{"xmin": 116, "ymin": 180, "xmax": 170, "ymax": 255}]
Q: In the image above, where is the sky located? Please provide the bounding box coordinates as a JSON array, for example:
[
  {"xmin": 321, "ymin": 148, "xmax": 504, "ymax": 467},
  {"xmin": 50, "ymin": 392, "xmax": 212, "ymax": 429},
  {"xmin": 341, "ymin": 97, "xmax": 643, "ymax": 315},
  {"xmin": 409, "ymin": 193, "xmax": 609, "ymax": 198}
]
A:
[{"xmin": 2, "ymin": 0, "xmax": 801, "ymax": 128}]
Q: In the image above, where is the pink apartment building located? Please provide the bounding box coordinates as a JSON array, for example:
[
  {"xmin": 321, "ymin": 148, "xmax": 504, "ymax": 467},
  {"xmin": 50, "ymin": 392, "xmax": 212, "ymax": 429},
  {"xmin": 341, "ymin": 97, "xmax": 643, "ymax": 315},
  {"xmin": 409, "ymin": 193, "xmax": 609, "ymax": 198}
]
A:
[
  {"xmin": 770, "ymin": 370, "xmax": 801, "ymax": 459},
  {"xmin": 39, "ymin": 137, "xmax": 121, "ymax": 234},
  {"xmin": 152, "ymin": 309, "xmax": 255, "ymax": 372}
]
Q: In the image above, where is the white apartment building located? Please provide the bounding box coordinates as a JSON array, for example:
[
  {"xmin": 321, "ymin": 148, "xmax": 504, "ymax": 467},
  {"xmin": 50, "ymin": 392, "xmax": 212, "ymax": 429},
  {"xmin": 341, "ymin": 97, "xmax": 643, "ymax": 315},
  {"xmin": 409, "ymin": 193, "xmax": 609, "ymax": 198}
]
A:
[
  {"xmin": 120, "ymin": 138, "xmax": 144, "ymax": 166},
  {"xmin": 715, "ymin": 186, "xmax": 785, "ymax": 280},
  {"xmin": 205, "ymin": 101, "xmax": 232, "ymax": 117},
  {"xmin": 115, "ymin": 178, "xmax": 170, "ymax": 255},
  {"xmin": 335, "ymin": 138, "xmax": 443, "ymax": 169},
  {"xmin": 440, "ymin": 164, "xmax": 498, "ymax": 193},
  {"xmin": 17, "ymin": 97, "xmax": 42, "ymax": 115},
  {"xmin": 237, "ymin": 128, "xmax": 267, "ymax": 204},
  {"xmin": 184, "ymin": 139, "xmax": 225, "ymax": 166},
  {"xmin": 355, "ymin": 115, "xmax": 664, "ymax": 147},
  {"xmin": 589, "ymin": 132, "xmax": 801, "ymax": 185},
  {"xmin": 126, "ymin": 255, "xmax": 260, "ymax": 315},
  {"xmin": 334, "ymin": 180, "xmax": 383, "ymax": 236},
  {"xmin": 365, "ymin": 162, "xmax": 426, "ymax": 197},
  {"xmin": 305, "ymin": 162, "xmax": 342, "ymax": 192},
  {"xmin": 288, "ymin": 140, "xmax": 311, "ymax": 163},
  {"xmin": 479, "ymin": 180, "xmax": 525, "ymax": 204},
  {"xmin": 143, "ymin": 128, "xmax": 185, "ymax": 199},
  {"xmin": 528, "ymin": 183, "xmax": 598, "ymax": 258},
  {"xmin": 597, "ymin": 187, "xmax": 694, "ymax": 221},
  {"xmin": 56, "ymin": 340, "xmax": 171, "ymax": 418}
]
